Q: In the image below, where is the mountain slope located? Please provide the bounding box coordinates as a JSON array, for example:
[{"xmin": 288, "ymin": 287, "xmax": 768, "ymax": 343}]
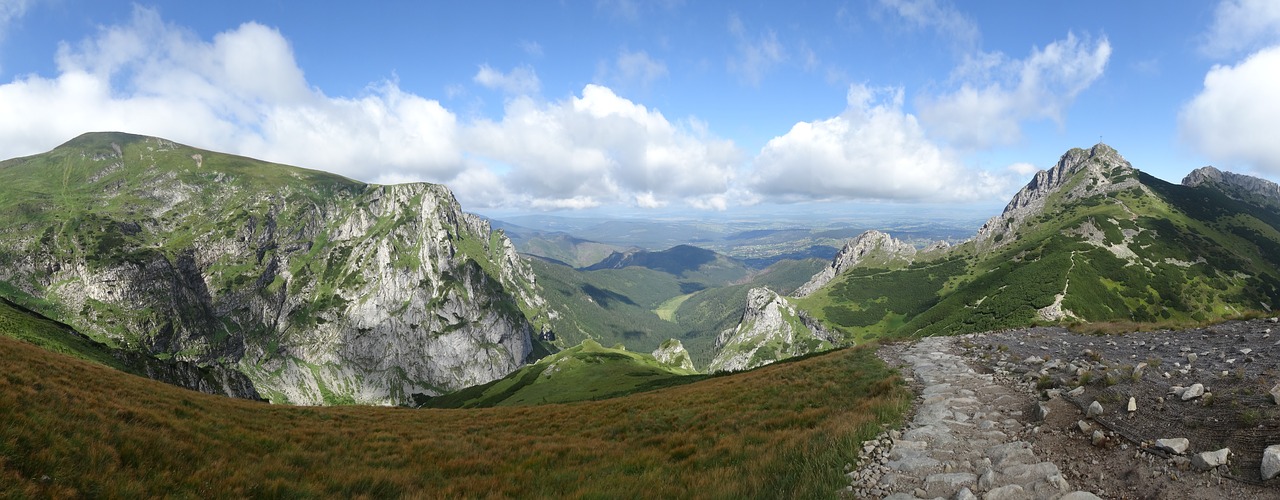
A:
[
  {"xmin": 423, "ymin": 339, "xmax": 701, "ymax": 408},
  {"xmin": 0, "ymin": 132, "xmax": 550, "ymax": 405},
  {"xmin": 718, "ymin": 144, "xmax": 1280, "ymax": 368},
  {"xmin": 0, "ymin": 326, "xmax": 909, "ymax": 498}
]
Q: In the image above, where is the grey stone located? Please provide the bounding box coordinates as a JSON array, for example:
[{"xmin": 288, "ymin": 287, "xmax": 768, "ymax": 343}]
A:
[
  {"xmin": 1155, "ymin": 438, "xmax": 1190, "ymax": 455},
  {"xmin": 1086, "ymin": 400, "xmax": 1104, "ymax": 418},
  {"xmin": 1059, "ymin": 493, "xmax": 1104, "ymax": 500},
  {"xmin": 1033, "ymin": 402, "xmax": 1050, "ymax": 421},
  {"xmin": 1270, "ymin": 383, "xmax": 1280, "ymax": 405},
  {"xmin": 1091, "ymin": 430, "xmax": 1106, "ymax": 447},
  {"xmin": 982, "ymin": 484, "xmax": 1026, "ymax": 500},
  {"xmin": 954, "ymin": 486, "xmax": 978, "ymax": 500},
  {"xmin": 1181, "ymin": 383, "xmax": 1205, "ymax": 401},
  {"xmin": 1067, "ymin": 386, "xmax": 1085, "ymax": 397},
  {"xmin": 1076, "ymin": 420, "xmax": 1091, "ymax": 433},
  {"xmin": 1191, "ymin": 448, "xmax": 1230, "ymax": 470},
  {"xmin": 1262, "ymin": 445, "xmax": 1280, "ymax": 480}
]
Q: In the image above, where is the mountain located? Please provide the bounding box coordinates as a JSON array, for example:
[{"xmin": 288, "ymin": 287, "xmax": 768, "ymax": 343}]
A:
[
  {"xmin": 0, "ymin": 132, "xmax": 551, "ymax": 405},
  {"xmin": 707, "ymin": 287, "xmax": 838, "ymax": 372},
  {"xmin": 422, "ymin": 339, "xmax": 701, "ymax": 408},
  {"xmin": 488, "ymin": 220, "xmax": 635, "ymax": 268},
  {"xmin": 584, "ymin": 244, "xmax": 750, "ymax": 283},
  {"xmin": 715, "ymin": 144, "xmax": 1280, "ymax": 367}
]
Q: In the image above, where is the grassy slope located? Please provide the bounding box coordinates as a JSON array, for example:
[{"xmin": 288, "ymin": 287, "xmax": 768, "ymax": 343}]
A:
[
  {"xmin": 797, "ymin": 170, "xmax": 1280, "ymax": 341},
  {"xmin": 0, "ymin": 298, "xmax": 135, "ymax": 373},
  {"xmin": 425, "ymin": 339, "xmax": 701, "ymax": 408},
  {"xmin": 0, "ymin": 334, "xmax": 908, "ymax": 498}
]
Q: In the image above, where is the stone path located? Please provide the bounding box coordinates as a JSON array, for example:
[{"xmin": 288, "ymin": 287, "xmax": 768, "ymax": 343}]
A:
[{"xmin": 847, "ymin": 336, "xmax": 1101, "ymax": 500}]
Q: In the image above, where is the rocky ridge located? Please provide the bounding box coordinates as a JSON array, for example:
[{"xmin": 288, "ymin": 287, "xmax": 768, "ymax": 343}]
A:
[
  {"xmin": 1182, "ymin": 166, "xmax": 1280, "ymax": 211},
  {"xmin": 0, "ymin": 133, "xmax": 550, "ymax": 405},
  {"xmin": 794, "ymin": 230, "xmax": 919, "ymax": 298},
  {"xmin": 651, "ymin": 338, "xmax": 695, "ymax": 372},
  {"xmin": 974, "ymin": 144, "xmax": 1144, "ymax": 250},
  {"xmin": 708, "ymin": 287, "xmax": 837, "ymax": 372}
]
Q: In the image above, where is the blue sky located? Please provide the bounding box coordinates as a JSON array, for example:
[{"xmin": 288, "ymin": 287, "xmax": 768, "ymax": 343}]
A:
[{"xmin": 1, "ymin": 1, "xmax": 1279, "ymax": 217}]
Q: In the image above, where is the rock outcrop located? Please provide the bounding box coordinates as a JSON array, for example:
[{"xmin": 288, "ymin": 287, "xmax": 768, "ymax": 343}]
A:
[
  {"xmin": 1183, "ymin": 165, "xmax": 1280, "ymax": 211},
  {"xmin": 794, "ymin": 230, "xmax": 917, "ymax": 297},
  {"xmin": 974, "ymin": 143, "xmax": 1143, "ymax": 250},
  {"xmin": 708, "ymin": 287, "xmax": 838, "ymax": 372},
  {"xmin": 652, "ymin": 338, "xmax": 695, "ymax": 372},
  {"xmin": 0, "ymin": 133, "xmax": 550, "ymax": 405}
]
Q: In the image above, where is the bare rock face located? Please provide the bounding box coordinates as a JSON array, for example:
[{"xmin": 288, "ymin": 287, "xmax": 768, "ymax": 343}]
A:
[
  {"xmin": 974, "ymin": 144, "xmax": 1142, "ymax": 250},
  {"xmin": 1183, "ymin": 166, "xmax": 1280, "ymax": 210},
  {"xmin": 0, "ymin": 133, "xmax": 549, "ymax": 405},
  {"xmin": 794, "ymin": 230, "xmax": 918, "ymax": 297},
  {"xmin": 651, "ymin": 339, "xmax": 695, "ymax": 372},
  {"xmin": 708, "ymin": 287, "xmax": 839, "ymax": 372}
]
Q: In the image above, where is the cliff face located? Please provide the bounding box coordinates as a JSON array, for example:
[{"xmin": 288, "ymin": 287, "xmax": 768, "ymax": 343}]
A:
[
  {"xmin": 708, "ymin": 287, "xmax": 837, "ymax": 372},
  {"xmin": 0, "ymin": 132, "xmax": 548, "ymax": 405},
  {"xmin": 793, "ymin": 230, "xmax": 918, "ymax": 298},
  {"xmin": 973, "ymin": 144, "xmax": 1143, "ymax": 250},
  {"xmin": 1183, "ymin": 166, "xmax": 1280, "ymax": 211}
]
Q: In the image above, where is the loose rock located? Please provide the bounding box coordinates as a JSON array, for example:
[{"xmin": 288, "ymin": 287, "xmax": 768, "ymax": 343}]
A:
[
  {"xmin": 1127, "ymin": 397, "xmax": 1137, "ymax": 413},
  {"xmin": 1263, "ymin": 445, "xmax": 1280, "ymax": 481},
  {"xmin": 1191, "ymin": 448, "xmax": 1230, "ymax": 471},
  {"xmin": 1155, "ymin": 438, "xmax": 1190, "ymax": 455},
  {"xmin": 1087, "ymin": 400, "xmax": 1104, "ymax": 418},
  {"xmin": 1181, "ymin": 383, "xmax": 1205, "ymax": 401}
]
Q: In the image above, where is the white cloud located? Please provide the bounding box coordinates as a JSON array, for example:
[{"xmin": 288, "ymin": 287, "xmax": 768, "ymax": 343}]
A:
[
  {"xmin": 727, "ymin": 14, "xmax": 785, "ymax": 85},
  {"xmin": 918, "ymin": 32, "xmax": 1111, "ymax": 149},
  {"xmin": 518, "ymin": 40, "xmax": 543, "ymax": 57},
  {"xmin": 465, "ymin": 84, "xmax": 741, "ymax": 209},
  {"xmin": 607, "ymin": 49, "xmax": 668, "ymax": 89},
  {"xmin": 748, "ymin": 84, "xmax": 1009, "ymax": 203},
  {"xmin": 1007, "ymin": 162, "xmax": 1038, "ymax": 176},
  {"xmin": 0, "ymin": 7, "xmax": 466, "ymax": 187},
  {"xmin": 473, "ymin": 64, "xmax": 541, "ymax": 95},
  {"xmin": 876, "ymin": 0, "xmax": 979, "ymax": 49},
  {"xmin": 1201, "ymin": 0, "xmax": 1280, "ymax": 57},
  {"xmin": 1180, "ymin": 45, "xmax": 1280, "ymax": 174}
]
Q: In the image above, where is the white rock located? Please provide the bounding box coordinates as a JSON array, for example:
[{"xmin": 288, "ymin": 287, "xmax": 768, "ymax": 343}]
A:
[
  {"xmin": 1263, "ymin": 445, "xmax": 1280, "ymax": 481},
  {"xmin": 1077, "ymin": 420, "xmax": 1092, "ymax": 433},
  {"xmin": 1191, "ymin": 448, "xmax": 1230, "ymax": 470},
  {"xmin": 1068, "ymin": 386, "xmax": 1085, "ymax": 397},
  {"xmin": 1240, "ymin": 348, "xmax": 1253, "ymax": 355},
  {"xmin": 1187, "ymin": 353, "xmax": 1197, "ymax": 363},
  {"xmin": 1127, "ymin": 397, "xmax": 1137, "ymax": 412},
  {"xmin": 1155, "ymin": 438, "xmax": 1189, "ymax": 454},
  {"xmin": 1181, "ymin": 383, "xmax": 1205, "ymax": 401},
  {"xmin": 1271, "ymin": 384, "xmax": 1280, "ymax": 405},
  {"xmin": 1087, "ymin": 400, "xmax": 1104, "ymax": 417}
]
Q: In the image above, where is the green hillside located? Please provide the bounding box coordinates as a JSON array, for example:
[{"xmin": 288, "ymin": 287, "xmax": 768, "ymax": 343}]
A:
[
  {"xmin": 797, "ymin": 145, "xmax": 1280, "ymax": 342},
  {"xmin": 0, "ymin": 327, "xmax": 908, "ymax": 498},
  {"xmin": 424, "ymin": 339, "xmax": 701, "ymax": 408}
]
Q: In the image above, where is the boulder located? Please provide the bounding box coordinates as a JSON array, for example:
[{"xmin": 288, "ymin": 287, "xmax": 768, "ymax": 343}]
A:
[
  {"xmin": 1087, "ymin": 400, "xmax": 1104, "ymax": 418},
  {"xmin": 1181, "ymin": 383, "xmax": 1205, "ymax": 401},
  {"xmin": 1091, "ymin": 430, "xmax": 1107, "ymax": 447},
  {"xmin": 1034, "ymin": 402, "xmax": 1050, "ymax": 421},
  {"xmin": 1191, "ymin": 448, "xmax": 1230, "ymax": 471},
  {"xmin": 1263, "ymin": 445, "xmax": 1280, "ymax": 481},
  {"xmin": 1068, "ymin": 386, "xmax": 1085, "ymax": 397},
  {"xmin": 1270, "ymin": 383, "xmax": 1280, "ymax": 405},
  {"xmin": 1155, "ymin": 438, "xmax": 1190, "ymax": 455}
]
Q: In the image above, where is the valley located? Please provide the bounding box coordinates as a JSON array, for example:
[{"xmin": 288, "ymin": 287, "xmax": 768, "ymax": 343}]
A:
[{"xmin": 5, "ymin": 135, "xmax": 1280, "ymax": 497}]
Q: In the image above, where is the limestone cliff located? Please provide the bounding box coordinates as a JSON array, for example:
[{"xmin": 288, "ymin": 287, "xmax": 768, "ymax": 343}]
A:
[
  {"xmin": 973, "ymin": 143, "xmax": 1143, "ymax": 250},
  {"xmin": 793, "ymin": 230, "xmax": 917, "ymax": 298},
  {"xmin": 708, "ymin": 287, "xmax": 838, "ymax": 372},
  {"xmin": 651, "ymin": 338, "xmax": 695, "ymax": 372},
  {"xmin": 0, "ymin": 132, "xmax": 550, "ymax": 405},
  {"xmin": 1183, "ymin": 166, "xmax": 1280, "ymax": 211}
]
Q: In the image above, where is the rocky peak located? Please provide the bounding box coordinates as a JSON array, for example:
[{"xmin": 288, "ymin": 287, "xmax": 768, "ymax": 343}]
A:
[
  {"xmin": 974, "ymin": 143, "xmax": 1141, "ymax": 249},
  {"xmin": 709, "ymin": 287, "xmax": 838, "ymax": 373},
  {"xmin": 651, "ymin": 339, "xmax": 695, "ymax": 372},
  {"xmin": 1183, "ymin": 166, "xmax": 1280, "ymax": 210},
  {"xmin": 793, "ymin": 230, "xmax": 917, "ymax": 297}
]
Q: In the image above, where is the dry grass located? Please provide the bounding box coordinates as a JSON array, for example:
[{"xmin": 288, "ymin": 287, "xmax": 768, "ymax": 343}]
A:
[{"xmin": 0, "ymin": 336, "xmax": 909, "ymax": 498}]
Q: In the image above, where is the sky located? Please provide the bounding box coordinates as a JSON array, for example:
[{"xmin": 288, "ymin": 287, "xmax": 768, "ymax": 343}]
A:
[{"xmin": 1, "ymin": 1, "xmax": 1279, "ymax": 218}]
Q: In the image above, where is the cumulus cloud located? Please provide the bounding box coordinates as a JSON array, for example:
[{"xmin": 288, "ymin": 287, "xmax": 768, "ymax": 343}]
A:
[
  {"xmin": 917, "ymin": 32, "xmax": 1111, "ymax": 149},
  {"xmin": 1180, "ymin": 46, "xmax": 1280, "ymax": 174},
  {"xmin": 875, "ymin": 0, "xmax": 979, "ymax": 49},
  {"xmin": 727, "ymin": 14, "xmax": 785, "ymax": 85},
  {"xmin": 473, "ymin": 64, "xmax": 541, "ymax": 95},
  {"xmin": 1201, "ymin": 0, "xmax": 1280, "ymax": 58},
  {"xmin": 465, "ymin": 84, "xmax": 741, "ymax": 209},
  {"xmin": 748, "ymin": 84, "xmax": 1009, "ymax": 203},
  {"xmin": 0, "ymin": 6, "xmax": 467, "ymax": 186}
]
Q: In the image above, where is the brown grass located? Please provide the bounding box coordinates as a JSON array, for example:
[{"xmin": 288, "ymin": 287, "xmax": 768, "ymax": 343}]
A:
[{"xmin": 0, "ymin": 336, "xmax": 909, "ymax": 498}]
